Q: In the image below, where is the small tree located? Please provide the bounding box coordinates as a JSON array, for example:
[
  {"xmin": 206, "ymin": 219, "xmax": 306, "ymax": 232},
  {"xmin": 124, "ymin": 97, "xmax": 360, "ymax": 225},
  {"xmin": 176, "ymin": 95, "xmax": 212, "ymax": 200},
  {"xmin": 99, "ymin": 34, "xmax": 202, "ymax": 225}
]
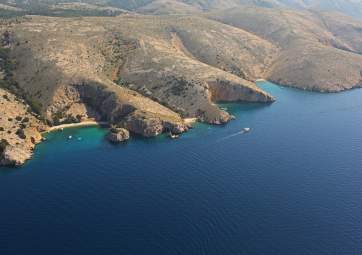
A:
[
  {"xmin": 0, "ymin": 138, "xmax": 9, "ymax": 154},
  {"xmin": 16, "ymin": 128, "xmax": 26, "ymax": 139}
]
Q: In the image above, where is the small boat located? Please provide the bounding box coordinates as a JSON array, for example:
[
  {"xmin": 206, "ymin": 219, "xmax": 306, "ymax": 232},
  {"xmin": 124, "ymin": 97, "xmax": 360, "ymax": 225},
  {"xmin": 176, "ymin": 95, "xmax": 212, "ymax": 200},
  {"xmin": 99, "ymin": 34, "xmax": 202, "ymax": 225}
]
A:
[
  {"xmin": 68, "ymin": 135, "xmax": 72, "ymax": 140},
  {"xmin": 169, "ymin": 133, "xmax": 180, "ymax": 139},
  {"xmin": 242, "ymin": 128, "xmax": 251, "ymax": 132}
]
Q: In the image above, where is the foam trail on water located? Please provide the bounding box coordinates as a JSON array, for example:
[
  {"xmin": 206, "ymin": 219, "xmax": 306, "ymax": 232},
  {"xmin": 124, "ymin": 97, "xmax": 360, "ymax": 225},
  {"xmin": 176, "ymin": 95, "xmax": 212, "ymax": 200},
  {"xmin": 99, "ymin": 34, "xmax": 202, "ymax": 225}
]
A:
[{"xmin": 217, "ymin": 130, "xmax": 246, "ymax": 142}]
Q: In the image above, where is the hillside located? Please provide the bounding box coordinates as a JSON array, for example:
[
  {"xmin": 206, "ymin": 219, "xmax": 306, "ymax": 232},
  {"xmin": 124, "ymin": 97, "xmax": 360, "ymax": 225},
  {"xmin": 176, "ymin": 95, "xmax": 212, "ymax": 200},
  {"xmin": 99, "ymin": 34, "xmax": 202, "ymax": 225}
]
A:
[
  {"xmin": 5, "ymin": 15, "xmax": 273, "ymax": 122},
  {"xmin": 208, "ymin": 7, "xmax": 362, "ymax": 91},
  {"xmin": 0, "ymin": 3, "xmax": 362, "ymax": 166},
  {"xmin": 0, "ymin": 0, "xmax": 361, "ymax": 19},
  {"xmin": 0, "ymin": 14, "xmax": 277, "ymax": 165}
]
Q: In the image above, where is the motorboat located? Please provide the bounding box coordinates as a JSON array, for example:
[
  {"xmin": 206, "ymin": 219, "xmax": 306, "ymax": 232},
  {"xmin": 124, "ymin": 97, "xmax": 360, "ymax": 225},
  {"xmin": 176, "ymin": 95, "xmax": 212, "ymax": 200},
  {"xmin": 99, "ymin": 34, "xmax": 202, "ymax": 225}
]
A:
[{"xmin": 169, "ymin": 133, "xmax": 180, "ymax": 139}]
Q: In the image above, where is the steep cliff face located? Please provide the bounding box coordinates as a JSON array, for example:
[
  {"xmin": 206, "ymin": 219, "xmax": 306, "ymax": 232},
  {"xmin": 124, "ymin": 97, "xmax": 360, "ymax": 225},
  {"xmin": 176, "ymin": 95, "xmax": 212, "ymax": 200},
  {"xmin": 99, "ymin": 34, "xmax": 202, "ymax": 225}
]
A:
[
  {"xmin": 0, "ymin": 88, "xmax": 44, "ymax": 166},
  {"xmin": 58, "ymin": 81, "xmax": 189, "ymax": 135},
  {"xmin": 121, "ymin": 110, "xmax": 188, "ymax": 137}
]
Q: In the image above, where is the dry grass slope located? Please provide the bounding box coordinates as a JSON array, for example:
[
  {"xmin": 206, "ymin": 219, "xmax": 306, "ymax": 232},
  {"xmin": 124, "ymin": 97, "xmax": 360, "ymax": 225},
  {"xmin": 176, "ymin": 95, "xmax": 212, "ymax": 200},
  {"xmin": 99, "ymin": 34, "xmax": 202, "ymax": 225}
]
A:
[{"xmin": 208, "ymin": 7, "xmax": 362, "ymax": 91}]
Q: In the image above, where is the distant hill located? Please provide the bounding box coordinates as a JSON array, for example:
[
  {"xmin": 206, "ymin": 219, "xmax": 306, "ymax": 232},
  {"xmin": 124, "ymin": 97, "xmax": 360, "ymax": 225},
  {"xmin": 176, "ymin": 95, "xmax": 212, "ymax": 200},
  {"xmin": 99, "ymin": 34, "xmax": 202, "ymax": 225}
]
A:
[
  {"xmin": 0, "ymin": 0, "xmax": 361, "ymax": 19},
  {"xmin": 207, "ymin": 6, "xmax": 362, "ymax": 91},
  {"xmin": 279, "ymin": 0, "xmax": 362, "ymax": 20}
]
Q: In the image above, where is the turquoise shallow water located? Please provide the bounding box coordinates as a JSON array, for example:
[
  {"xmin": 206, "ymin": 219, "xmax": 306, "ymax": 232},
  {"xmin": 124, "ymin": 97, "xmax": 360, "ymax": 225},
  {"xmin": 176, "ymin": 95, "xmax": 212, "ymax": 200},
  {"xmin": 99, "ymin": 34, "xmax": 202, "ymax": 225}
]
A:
[{"xmin": 1, "ymin": 81, "xmax": 362, "ymax": 254}]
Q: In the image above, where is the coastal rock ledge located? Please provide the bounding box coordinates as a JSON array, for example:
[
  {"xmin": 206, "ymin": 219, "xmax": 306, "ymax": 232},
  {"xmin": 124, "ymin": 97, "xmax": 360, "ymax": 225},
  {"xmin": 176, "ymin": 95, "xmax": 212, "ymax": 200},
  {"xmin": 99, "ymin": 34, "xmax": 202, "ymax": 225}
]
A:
[
  {"xmin": 106, "ymin": 128, "xmax": 130, "ymax": 143},
  {"xmin": 0, "ymin": 144, "xmax": 32, "ymax": 167}
]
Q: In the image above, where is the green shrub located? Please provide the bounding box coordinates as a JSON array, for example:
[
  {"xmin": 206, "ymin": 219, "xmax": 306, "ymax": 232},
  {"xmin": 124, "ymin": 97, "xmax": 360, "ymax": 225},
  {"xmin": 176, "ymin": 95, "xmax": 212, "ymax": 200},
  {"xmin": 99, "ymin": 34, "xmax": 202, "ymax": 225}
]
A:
[
  {"xmin": 22, "ymin": 117, "xmax": 29, "ymax": 123},
  {"xmin": 0, "ymin": 138, "xmax": 9, "ymax": 154},
  {"xmin": 27, "ymin": 98, "xmax": 42, "ymax": 115},
  {"xmin": 15, "ymin": 128, "xmax": 26, "ymax": 139},
  {"xmin": 114, "ymin": 77, "xmax": 129, "ymax": 86}
]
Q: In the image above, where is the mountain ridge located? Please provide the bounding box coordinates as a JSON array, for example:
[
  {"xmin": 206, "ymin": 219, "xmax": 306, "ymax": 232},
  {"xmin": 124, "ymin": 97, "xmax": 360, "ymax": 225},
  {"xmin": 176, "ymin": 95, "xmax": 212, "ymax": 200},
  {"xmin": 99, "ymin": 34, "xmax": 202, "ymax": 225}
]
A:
[{"xmin": 0, "ymin": 0, "xmax": 361, "ymax": 19}]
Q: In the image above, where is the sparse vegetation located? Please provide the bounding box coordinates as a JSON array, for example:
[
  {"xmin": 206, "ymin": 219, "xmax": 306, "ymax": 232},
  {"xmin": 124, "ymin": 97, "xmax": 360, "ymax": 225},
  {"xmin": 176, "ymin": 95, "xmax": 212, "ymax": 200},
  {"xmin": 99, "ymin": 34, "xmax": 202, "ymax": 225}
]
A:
[
  {"xmin": 15, "ymin": 128, "xmax": 26, "ymax": 139},
  {"xmin": 0, "ymin": 47, "xmax": 17, "ymax": 91},
  {"xmin": 114, "ymin": 77, "xmax": 129, "ymax": 86},
  {"xmin": 26, "ymin": 98, "xmax": 42, "ymax": 115},
  {"xmin": 0, "ymin": 138, "xmax": 9, "ymax": 154}
]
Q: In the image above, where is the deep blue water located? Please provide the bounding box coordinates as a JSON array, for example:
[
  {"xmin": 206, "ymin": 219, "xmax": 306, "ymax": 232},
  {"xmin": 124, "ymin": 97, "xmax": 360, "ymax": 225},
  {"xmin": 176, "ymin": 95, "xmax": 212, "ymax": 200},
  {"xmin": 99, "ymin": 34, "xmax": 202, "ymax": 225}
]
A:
[{"xmin": 1, "ymin": 81, "xmax": 362, "ymax": 255}]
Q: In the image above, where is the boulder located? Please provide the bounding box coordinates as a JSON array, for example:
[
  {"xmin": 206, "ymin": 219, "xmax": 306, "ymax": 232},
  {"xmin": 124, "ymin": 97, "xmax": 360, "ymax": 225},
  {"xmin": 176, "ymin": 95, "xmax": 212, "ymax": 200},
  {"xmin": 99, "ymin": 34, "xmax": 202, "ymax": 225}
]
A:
[{"xmin": 106, "ymin": 127, "xmax": 130, "ymax": 143}]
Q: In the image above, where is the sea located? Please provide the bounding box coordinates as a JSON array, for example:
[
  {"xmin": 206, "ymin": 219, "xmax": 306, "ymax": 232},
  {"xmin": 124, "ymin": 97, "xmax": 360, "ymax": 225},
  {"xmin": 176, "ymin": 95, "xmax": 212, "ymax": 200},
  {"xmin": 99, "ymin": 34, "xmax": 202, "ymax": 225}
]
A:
[{"xmin": 1, "ymin": 81, "xmax": 362, "ymax": 255}]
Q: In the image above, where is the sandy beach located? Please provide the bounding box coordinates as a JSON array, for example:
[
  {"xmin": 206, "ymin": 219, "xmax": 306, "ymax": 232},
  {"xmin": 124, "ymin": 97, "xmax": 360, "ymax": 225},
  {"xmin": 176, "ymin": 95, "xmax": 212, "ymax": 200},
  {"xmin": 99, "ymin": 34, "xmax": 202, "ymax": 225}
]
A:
[
  {"xmin": 184, "ymin": 118, "xmax": 197, "ymax": 124},
  {"xmin": 44, "ymin": 118, "xmax": 196, "ymax": 134},
  {"xmin": 44, "ymin": 121, "xmax": 109, "ymax": 133}
]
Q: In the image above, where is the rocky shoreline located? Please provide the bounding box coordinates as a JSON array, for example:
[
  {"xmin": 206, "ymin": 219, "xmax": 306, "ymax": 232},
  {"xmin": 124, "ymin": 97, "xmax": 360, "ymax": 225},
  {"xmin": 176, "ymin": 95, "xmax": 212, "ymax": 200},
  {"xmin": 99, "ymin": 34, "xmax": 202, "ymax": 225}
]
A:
[
  {"xmin": 0, "ymin": 92, "xmax": 197, "ymax": 167},
  {"xmin": 0, "ymin": 88, "xmax": 45, "ymax": 167},
  {"xmin": 3, "ymin": 8, "xmax": 362, "ymax": 167}
]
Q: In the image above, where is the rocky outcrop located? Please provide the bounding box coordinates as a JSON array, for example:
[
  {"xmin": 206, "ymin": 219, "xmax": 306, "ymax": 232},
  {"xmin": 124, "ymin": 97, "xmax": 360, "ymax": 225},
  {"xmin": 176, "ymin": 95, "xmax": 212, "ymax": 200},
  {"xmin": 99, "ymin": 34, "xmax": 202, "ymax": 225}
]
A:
[
  {"xmin": 120, "ymin": 110, "xmax": 188, "ymax": 137},
  {"xmin": 0, "ymin": 144, "xmax": 31, "ymax": 167},
  {"xmin": 0, "ymin": 88, "xmax": 43, "ymax": 167},
  {"xmin": 106, "ymin": 127, "xmax": 130, "ymax": 143},
  {"xmin": 49, "ymin": 81, "xmax": 190, "ymax": 137},
  {"xmin": 207, "ymin": 78, "xmax": 275, "ymax": 102}
]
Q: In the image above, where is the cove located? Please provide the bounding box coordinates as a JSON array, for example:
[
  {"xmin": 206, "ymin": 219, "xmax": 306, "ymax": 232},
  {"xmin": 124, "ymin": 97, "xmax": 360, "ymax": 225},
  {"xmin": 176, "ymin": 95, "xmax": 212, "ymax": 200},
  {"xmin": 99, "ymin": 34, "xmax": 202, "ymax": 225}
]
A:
[{"xmin": 1, "ymin": 81, "xmax": 362, "ymax": 255}]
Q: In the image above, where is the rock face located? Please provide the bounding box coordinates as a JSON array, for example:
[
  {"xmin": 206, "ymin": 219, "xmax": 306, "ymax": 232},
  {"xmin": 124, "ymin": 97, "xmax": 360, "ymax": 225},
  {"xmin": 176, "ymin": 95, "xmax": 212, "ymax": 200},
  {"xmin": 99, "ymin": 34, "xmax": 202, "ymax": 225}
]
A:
[
  {"xmin": 0, "ymin": 88, "xmax": 43, "ymax": 167},
  {"xmin": 0, "ymin": 144, "xmax": 31, "ymax": 166},
  {"xmin": 106, "ymin": 127, "xmax": 130, "ymax": 143},
  {"xmin": 121, "ymin": 110, "xmax": 189, "ymax": 137}
]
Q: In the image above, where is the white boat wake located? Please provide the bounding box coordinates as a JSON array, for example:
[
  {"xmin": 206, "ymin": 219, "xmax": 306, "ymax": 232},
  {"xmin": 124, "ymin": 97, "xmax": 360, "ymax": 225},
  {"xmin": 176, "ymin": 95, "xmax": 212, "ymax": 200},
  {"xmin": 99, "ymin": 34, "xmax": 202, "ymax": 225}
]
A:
[{"xmin": 217, "ymin": 128, "xmax": 251, "ymax": 142}]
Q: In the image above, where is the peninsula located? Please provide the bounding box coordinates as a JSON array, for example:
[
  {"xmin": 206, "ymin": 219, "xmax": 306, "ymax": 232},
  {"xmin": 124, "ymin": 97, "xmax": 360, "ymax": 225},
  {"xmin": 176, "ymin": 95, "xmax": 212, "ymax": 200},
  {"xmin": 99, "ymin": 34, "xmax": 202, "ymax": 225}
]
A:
[{"xmin": 1, "ymin": 0, "xmax": 362, "ymax": 166}]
